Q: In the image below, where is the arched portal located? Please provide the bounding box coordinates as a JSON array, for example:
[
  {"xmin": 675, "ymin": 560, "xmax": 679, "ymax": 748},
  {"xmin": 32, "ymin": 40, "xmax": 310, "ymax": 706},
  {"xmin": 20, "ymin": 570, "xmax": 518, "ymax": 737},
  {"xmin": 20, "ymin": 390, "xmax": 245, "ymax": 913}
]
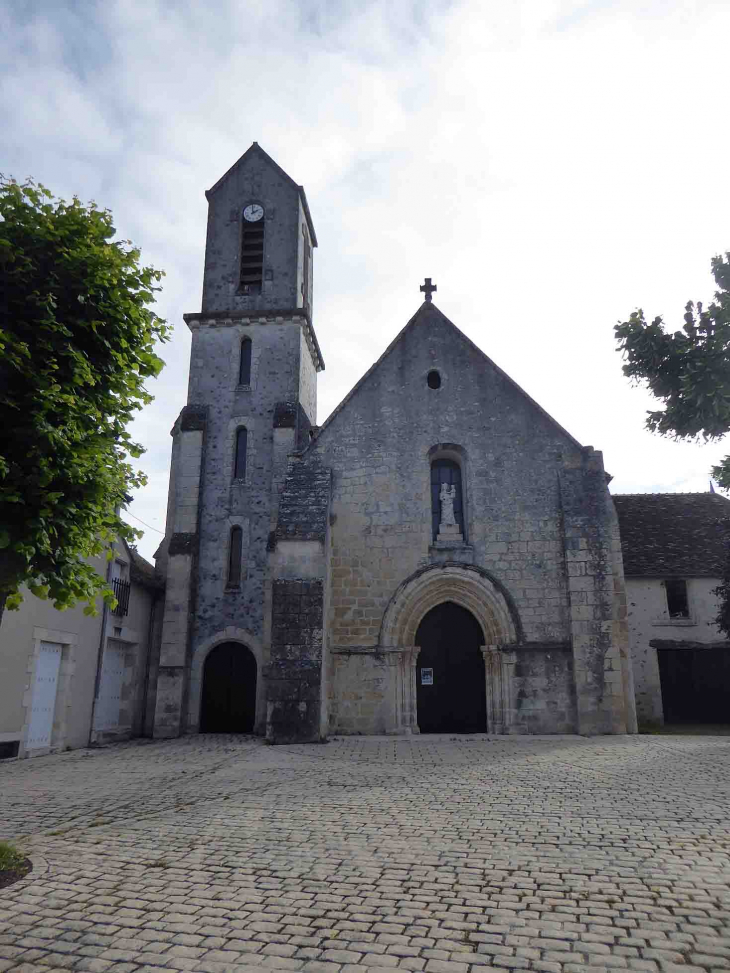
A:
[
  {"xmin": 379, "ymin": 564, "xmax": 521, "ymax": 735},
  {"xmin": 200, "ymin": 641, "xmax": 257, "ymax": 733},
  {"xmin": 416, "ymin": 601, "xmax": 486, "ymax": 733},
  {"xmin": 380, "ymin": 563, "xmax": 520, "ymax": 649}
]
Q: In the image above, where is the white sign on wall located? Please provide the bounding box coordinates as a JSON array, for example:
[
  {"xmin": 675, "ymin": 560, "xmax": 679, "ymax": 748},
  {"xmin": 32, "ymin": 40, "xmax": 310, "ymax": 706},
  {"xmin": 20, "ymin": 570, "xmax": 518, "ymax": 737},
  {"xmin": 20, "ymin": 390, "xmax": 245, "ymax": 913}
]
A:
[{"xmin": 421, "ymin": 668, "xmax": 434, "ymax": 685}]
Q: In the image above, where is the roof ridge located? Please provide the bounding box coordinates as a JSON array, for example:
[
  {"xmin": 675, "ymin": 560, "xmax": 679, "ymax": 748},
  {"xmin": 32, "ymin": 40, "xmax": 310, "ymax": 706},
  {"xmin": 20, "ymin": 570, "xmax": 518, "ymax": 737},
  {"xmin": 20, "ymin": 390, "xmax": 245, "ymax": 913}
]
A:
[{"xmin": 613, "ymin": 492, "xmax": 729, "ymax": 498}]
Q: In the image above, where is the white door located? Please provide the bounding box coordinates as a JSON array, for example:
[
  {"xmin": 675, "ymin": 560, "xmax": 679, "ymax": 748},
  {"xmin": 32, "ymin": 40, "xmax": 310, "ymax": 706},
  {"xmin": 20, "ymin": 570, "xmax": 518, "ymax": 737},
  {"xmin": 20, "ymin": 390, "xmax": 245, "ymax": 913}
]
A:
[
  {"xmin": 94, "ymin": 640, "xmax": 125, "ymax": 730},
  {"xmin": 27, "ymin": 641, "xmax": 63, "ymax": 750}
]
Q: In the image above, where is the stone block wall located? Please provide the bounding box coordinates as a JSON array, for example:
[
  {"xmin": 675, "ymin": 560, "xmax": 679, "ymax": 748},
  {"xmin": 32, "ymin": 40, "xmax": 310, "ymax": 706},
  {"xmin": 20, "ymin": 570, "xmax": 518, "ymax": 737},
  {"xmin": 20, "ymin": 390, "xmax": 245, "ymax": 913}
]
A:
[
  {"xmin": 153, "ymin": 314, "xmax": 320, "ymax": 737},
  {"xmin": 267, "ymin": 456, "xmax": 331, "ymax": 743},
  {"xmin": 267, "ymin": 579, "xmax": 325, "ymax": 743},
  {"xmin": 329, "ymin": 649, "xmax": 403, "ymax": 735},
  {"xmin": 302, "ymin": 304, "xmax": 633, "ymax": 736},
  {"xmin": 626, "ymin": 577, "xmax": 721, "ymax": 726},
  {"xmin": 508, "ymin": 645, "xmax": 576, "ymax": 734},
  {"xmin": 559, "ymin": 450, "xmax": 635, "ymax": 734},
  {"xmin": 311, "ymin": 306, "xmax": 579, "ymax": 659},
  {"xmin": 154, "ymin": 404, "xmax": 207, "ymax": 739}
]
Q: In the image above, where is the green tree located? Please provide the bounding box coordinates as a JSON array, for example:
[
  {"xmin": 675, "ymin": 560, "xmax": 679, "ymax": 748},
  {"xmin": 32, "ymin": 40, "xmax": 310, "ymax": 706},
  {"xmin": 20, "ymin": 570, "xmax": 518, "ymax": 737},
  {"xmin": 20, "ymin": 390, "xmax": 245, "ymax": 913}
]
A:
[
  {"xmin": 615, "ymin": 252, "xmax": 730, "ymax": 636},
  {"xmin": 614, "ymin": 252, "xmax": 730, "ymax": 489},
  {"xmin": 0, "ymin": 178, "xmax": 170, "ymax": 623}
]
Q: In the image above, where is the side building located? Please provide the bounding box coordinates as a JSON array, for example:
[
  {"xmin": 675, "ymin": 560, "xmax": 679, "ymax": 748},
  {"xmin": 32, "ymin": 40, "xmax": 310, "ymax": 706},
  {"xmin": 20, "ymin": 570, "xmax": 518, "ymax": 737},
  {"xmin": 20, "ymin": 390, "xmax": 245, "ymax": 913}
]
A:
[
  {"xmin": 614, "ymin": 492, "xmax": 730, "ymax": 728},
  {"xmin": 0, "ymin": 540, "xmax": 163, "ymax": 759}
]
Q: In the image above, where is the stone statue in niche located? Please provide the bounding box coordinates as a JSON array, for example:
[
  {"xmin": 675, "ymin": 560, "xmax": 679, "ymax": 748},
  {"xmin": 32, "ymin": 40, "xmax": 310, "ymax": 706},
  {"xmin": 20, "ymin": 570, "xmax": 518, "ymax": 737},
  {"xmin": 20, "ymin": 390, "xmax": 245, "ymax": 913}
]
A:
[
  {"xmin": 439, "ymin": 483, "xmax": 457, "ymax": 526},
  {"xmin": 435, "ymin": 481, "xmax": 464, "ymax": 547}
]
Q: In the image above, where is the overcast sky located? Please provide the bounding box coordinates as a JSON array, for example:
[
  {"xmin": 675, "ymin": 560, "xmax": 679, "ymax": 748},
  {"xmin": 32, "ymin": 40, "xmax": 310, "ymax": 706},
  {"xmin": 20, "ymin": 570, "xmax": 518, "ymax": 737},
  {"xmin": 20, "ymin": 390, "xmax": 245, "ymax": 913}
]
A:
[{"xmin": 3, "ymin": 0, "xmax": 730, "ymax": 561}]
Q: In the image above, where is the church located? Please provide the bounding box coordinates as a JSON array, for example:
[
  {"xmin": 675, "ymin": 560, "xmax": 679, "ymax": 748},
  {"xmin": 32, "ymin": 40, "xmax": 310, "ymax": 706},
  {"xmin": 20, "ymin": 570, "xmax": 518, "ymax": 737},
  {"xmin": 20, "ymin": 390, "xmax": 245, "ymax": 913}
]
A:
[
  {"xmin": 151, "ymin": 142, "xmax": 639, "ymax": 743},
  {"xmin": 6, "ymin": 143, "xmax": 730, "ymax": 761}
]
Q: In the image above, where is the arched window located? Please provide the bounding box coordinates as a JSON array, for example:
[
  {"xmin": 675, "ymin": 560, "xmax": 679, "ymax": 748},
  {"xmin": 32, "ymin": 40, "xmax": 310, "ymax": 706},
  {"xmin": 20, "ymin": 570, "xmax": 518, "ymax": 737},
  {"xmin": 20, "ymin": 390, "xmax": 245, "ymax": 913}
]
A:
[
  {"xmin": 239, "ymin": 338, "xmax": 252, "ymax": 385},
  {"xmin": 240, "ymin": 205, "xmax": 265, "ymax": 294},
  {"xmin": 431, "ymin": 458, "xmax": 464, "ymax": 541},
  {"xmin": 227, "ymin": 526, "xmax": 243, "ymax": 587},
  {"xmin": 234, "ymin": 427, "xmax": 247, "ymax": 480}
]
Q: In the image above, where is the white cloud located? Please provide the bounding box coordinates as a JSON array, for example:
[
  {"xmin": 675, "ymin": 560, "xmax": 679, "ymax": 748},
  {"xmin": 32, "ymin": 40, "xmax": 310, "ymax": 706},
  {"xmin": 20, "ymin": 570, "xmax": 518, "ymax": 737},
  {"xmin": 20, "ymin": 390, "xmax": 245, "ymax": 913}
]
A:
[{"xmin": 2, "ymin": 0, "xmax": 729, "ymax": 560}]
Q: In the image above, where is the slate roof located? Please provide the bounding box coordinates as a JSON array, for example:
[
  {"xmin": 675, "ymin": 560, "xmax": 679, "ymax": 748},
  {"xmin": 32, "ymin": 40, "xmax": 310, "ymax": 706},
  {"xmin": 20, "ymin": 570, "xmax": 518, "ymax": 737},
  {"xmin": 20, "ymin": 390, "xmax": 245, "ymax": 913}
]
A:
[{"xmin": 613, "ymin": 493, "xmax": 730, "ymax": 577}]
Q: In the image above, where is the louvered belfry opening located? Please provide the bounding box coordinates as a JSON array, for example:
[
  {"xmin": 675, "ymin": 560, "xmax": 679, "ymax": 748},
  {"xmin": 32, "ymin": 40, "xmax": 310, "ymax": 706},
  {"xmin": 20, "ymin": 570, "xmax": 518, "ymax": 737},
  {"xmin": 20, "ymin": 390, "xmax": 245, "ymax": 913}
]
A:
[{"xmin": 240, "ymin": 216, "xmax": 265, "ymax": 294}]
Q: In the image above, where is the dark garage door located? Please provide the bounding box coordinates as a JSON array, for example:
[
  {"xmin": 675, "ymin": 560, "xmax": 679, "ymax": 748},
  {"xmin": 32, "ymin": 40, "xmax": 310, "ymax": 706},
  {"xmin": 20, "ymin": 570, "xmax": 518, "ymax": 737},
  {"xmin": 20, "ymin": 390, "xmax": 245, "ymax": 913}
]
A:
[{"xmin": 657, "ymin": 646, "xmax": 730, "ymax": 723}]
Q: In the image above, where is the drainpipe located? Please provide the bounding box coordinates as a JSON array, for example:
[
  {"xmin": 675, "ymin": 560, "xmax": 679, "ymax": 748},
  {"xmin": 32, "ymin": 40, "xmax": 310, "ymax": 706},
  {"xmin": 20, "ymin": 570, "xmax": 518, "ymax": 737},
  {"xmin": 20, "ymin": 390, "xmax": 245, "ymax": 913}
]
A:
[
  {"xmin": 141, "ymin": 590, "xmax": 160, "ymax": 737},
  {"xmin": 88, "ymin": 544, "xmax": 114, "ymax": 746}
]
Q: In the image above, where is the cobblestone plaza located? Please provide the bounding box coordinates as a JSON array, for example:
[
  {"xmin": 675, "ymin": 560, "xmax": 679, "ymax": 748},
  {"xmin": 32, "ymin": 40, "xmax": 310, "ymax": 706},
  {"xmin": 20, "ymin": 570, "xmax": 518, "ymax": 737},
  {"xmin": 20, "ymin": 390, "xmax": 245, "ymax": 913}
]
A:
[{"xmin": 1, "ymin": 734, "xmax": 729, "ymax": 973}]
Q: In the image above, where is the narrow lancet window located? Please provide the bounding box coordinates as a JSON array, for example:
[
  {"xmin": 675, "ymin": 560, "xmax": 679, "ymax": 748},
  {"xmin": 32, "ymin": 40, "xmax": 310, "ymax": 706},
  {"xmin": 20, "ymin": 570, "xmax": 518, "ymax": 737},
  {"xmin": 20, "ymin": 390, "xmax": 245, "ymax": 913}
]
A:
[
  {"xmin": 234, "ymin": 427, "xmax": 248, "ymax": 480},
  {"xmin": 227, "ymin": 526, "xmax": 243, "ymax": 587},
  {"xmin": 431, "ymin": 459, "xmax": 464, "ymax": 541},
  {"xmin": 301, "ymin": 224, "xmax": 310, "ymax": 311},
  {"xmin": 239, "ymin": 338, "xmax": 252, "ymax": 385},
  {"xmin": 240, "ymin": 204, "xmax": 265, "ymax": 294}
]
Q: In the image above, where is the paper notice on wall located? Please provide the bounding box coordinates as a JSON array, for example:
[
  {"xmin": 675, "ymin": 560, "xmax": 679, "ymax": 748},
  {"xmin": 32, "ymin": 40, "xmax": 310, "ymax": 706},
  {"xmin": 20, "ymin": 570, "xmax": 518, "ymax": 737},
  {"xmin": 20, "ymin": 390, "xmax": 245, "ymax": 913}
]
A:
[{"xmin": 421, "ymin": 668, "xmax": 433, "ymax": 685}]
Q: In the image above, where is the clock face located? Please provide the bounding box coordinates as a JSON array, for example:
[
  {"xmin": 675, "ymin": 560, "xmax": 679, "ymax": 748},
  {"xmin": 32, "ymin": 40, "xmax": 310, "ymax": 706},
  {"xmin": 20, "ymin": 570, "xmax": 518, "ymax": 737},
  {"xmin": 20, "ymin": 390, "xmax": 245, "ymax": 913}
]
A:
[{"xmin": 243, "ymin": 203, "xmax": 264, "ymax": 222}]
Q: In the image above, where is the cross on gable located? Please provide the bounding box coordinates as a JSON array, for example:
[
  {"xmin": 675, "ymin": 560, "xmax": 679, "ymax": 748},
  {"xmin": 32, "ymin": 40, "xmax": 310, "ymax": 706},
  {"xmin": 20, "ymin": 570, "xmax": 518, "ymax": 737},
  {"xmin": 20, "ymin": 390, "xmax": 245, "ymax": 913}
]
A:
[{"xmin": 420, "ymin": 278, "xmax": 437, "ymax": 302}]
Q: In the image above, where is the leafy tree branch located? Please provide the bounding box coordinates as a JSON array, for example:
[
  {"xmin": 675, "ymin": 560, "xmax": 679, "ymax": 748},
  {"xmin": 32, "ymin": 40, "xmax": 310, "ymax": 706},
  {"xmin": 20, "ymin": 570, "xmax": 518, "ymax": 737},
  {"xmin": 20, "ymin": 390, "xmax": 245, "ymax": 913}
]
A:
[
  {"xmin": 615, "ymin": 253, "xmax": 730, "ymax": 488},
  {"xmin": 0, "ymin": 177, "xmax": 170, "ymax": 623}
]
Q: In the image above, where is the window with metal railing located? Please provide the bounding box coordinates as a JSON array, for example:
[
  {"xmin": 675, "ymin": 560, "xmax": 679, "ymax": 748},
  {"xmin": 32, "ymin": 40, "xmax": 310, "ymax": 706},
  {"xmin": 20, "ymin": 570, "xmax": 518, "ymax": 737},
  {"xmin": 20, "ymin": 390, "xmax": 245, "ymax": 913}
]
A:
[{"xmin": 111, "ymin": 577, "xmax": 131, "ymax": 617}]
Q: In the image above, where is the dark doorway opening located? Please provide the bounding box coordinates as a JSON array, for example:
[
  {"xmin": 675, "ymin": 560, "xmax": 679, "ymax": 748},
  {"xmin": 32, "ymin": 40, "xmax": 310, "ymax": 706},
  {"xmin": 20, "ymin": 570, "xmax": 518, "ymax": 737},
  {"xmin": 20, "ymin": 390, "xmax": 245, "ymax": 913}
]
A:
[
  {"xmin": 200, "ymin": 642, "xmax": 257, "ymax": 733},
  {"xmin": 657, "ymin": 646, "xmax": 730, "ymax": 723},
  {"xmin": 415, "ymin": 601, "xmax": 486, "ymax": 733}
]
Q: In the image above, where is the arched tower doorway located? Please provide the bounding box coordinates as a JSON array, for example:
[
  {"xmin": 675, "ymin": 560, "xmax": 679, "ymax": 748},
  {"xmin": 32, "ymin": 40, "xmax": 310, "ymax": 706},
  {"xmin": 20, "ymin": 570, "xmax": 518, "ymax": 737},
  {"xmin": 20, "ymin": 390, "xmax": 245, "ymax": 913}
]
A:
[
  {"xmin": 200, "ymin": 641, "xmax": 257, "ymax": 733},
  {"xmin": 415, "ymin": 601, "xmax": 486, "ymax": 732}
]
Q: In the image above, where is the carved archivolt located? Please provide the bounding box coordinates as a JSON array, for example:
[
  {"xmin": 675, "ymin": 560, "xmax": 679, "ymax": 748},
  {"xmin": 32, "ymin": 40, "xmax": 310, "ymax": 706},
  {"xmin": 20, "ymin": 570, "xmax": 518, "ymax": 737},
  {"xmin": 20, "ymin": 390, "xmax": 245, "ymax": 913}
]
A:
[{"xmin": 379, "ymin": 564, "xmax": 517, "ymax": 649}]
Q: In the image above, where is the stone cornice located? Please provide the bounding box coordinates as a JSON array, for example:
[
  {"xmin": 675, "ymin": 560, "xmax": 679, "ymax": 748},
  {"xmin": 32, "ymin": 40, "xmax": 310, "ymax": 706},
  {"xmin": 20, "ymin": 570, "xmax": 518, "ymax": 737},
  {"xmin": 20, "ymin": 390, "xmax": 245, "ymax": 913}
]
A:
[{"xmin": 183, "ymin": 308, "xmax": 324, "ymax": 372}]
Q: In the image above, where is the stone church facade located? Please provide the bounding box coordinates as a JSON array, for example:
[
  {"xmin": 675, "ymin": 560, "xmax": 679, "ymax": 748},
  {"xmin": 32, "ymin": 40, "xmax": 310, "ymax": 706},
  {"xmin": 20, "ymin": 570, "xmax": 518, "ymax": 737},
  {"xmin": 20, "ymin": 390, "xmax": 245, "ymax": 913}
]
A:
[{"xmin": 152, "ymin": 143, "xmax": 638, "ymax": 744}]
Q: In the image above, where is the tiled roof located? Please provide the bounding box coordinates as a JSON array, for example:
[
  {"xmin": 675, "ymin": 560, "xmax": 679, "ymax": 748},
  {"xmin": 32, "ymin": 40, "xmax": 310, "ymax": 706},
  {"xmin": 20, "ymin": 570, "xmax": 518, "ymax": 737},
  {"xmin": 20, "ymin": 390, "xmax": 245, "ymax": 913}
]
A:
[
  {"xmin": 612, "ymin": 492, "xmax": 730, "ymax": 578},
  {"xmin": 128, "ymin": 546, "xmax": 165, "ymax": 591}
]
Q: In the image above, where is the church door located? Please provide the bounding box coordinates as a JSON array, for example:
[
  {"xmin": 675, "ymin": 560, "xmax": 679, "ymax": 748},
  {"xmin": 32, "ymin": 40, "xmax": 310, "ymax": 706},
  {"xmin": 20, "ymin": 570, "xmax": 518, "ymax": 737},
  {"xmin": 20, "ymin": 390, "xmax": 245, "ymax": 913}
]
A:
[
  {"xmin": 200, "ymin": 642, "xmax": 257, "ymax": 733},
  {"xmin": 415, "ymin": 602, "xmax": 486, "ymax": 733}
]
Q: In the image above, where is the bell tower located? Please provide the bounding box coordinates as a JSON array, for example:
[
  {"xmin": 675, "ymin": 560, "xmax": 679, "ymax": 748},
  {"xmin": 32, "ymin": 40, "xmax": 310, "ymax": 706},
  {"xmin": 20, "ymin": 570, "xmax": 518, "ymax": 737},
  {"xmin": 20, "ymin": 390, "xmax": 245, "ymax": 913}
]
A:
[
  {"xmin": 153, "ymin": 144, "xmax": 324, "ymax": 739},
  {"xmin": 201, "ymin": 141, "xmax": 317, "ymax": 316}
]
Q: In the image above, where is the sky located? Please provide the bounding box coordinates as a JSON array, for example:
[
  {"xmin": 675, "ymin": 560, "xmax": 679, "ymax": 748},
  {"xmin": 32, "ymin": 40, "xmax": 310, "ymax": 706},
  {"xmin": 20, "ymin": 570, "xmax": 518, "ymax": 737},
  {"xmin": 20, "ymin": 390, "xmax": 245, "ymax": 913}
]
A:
[{"xmin": 3, "ymin": 0, "xmax": 730, "ymax": 562}]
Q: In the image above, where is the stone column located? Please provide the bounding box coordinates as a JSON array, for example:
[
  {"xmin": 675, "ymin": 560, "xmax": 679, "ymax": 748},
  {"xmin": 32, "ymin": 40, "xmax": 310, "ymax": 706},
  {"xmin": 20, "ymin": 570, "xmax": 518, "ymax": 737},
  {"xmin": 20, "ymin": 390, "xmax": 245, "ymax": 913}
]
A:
[
  {"xmin": 481, "ymin": 645, "xmax": 505, "ymax": 734},
  {"xmin": 397, "ymin": 646, "xmax": 420, "ymax": 734}
]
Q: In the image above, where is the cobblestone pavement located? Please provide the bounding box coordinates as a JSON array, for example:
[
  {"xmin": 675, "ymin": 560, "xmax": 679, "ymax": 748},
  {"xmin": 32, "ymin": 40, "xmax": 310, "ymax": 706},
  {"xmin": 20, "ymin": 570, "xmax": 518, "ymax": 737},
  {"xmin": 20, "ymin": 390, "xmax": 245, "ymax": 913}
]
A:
[{"xmin": 1, "ymin": 734, "xmax": 730, "ymax": 973}]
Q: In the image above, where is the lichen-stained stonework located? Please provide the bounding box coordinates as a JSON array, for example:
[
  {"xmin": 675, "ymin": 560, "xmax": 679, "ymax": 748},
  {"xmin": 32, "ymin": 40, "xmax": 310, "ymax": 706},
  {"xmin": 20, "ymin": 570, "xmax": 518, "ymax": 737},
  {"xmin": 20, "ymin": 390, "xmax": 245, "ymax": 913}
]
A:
[
  {"xmin": 153, "ymin": 144, "xmax": 323, "ymax": 740},
  {"xmin": 154, "ymin": 143, "xmax": 636, "ymax": 743},
  {"xmin": 297, "ymin": 303, "xmax": 635, "ymax": 738}
]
